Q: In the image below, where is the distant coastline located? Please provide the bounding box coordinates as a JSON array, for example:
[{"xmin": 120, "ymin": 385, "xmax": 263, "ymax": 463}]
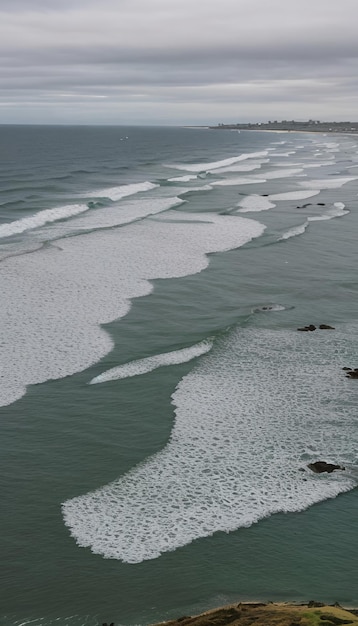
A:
[{"xmin": 210, "ymin": 119, "xmax": 358, "ymax": 133}]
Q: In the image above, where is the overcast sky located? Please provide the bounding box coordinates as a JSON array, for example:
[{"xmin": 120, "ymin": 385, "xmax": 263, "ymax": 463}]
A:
[{"xmin": 1, "ymin": 0, "xmax": 358, "ymax": 125}]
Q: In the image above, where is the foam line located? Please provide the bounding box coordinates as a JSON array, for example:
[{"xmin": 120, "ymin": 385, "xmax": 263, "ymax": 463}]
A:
[
  {"xmin": 86, "ymin": 181, "xmax": 158, "ymax": 200},
  {"xmin": 279, "ymin": 202, "xmax": 348, "ymax": 239},
  {"xmin": 208, "ymin": 159, "xmax": 269, "ymax": 174},
  {"xmin": 269, "ymin": 190, "xmax": 321, "ymax": 201},
  {"xmin": 39, "ymin": 197, "xmax": 186, "ymax": 236},
  {"xmin": 168, "ymin": 175, "xmax": 198, "ymax": 182},
  {"xmin": 255, "ymin": 168, "xmax": 303, "ymax": 180},
  {"xmin": 63, "ymin": 326, "xmax": 358, "ymax": 563},
  {"xmin": 270, "ymin": 151, "xmax": 296, "ymax": 157},
  {"xmin": 90, "ymin": 340, "xmax": 213, "ymax": 384},
  {"xmin": 0, "ymin": 213, "xmax": 265, "ymax": 408},
  {"xmin": 0, "ymin": 204, "xmax": 89, "ymax": 239},
  {"xmin": 299, "ymin": 177, "xmax": 358, "ymax": 189},
  {"xmin": 278, "ymin": 221, "xmax": 309, "ymax": 240},
  {"xmin": 308, "ymin": 203, "xmax": 349, "ymax": 221},
  {"xmin": 167, "ymin": 151, "xmax": 269, "ymax": 173},
  {"xmin": 302, "ymin": 161, "xmax": 336, "ymax": 168},
  {"xmin": 212, "ymin": 177, "xmax": 266, "ymax": 187}
]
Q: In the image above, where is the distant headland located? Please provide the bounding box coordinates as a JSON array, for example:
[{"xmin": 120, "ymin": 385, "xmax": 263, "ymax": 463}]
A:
[
  {"xmin": 210, "ymin": 119, "xmax": 358, "ymax": 133},
  {"xmin": 152, "ymin": 600, "xmax": 358, "ymax": 626}
]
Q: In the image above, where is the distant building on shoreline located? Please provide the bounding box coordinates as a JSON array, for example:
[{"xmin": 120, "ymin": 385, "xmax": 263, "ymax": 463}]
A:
[{"xmin": 212, "ymin": 120, "xmax": 358, "ymax": 133}]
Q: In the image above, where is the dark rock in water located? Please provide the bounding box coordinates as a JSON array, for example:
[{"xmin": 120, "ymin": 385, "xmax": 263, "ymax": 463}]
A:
[
  {"xmin": 297, "ymin": 324, "xmax": 316, "ymax": 331},
  {"xmin": 308, "ymin": 461, "xmax": 345, "ymax": 474},
  {"xmin": 317, "ymin": 202, "xmax": 326, "ymax": 206},
  {"xmin": 342, "ymin": 367, "xmax": 352, "ymax": 371},
  {"xmin": 319, "ymin": 324, "xmax": 335, "ymax": 329},
  {"xmin": 346, "ymin": 370, "xmax": 358, "ymax": 379}
]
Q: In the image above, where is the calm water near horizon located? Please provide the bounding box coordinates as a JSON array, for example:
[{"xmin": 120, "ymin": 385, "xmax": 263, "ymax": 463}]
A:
[{"xmin": 0, "ymin": 125, "xmax": 357, "ymax": 626}]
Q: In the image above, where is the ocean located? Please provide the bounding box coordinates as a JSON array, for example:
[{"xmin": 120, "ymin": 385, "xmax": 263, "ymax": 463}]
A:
[{"xmin": 0, "ymin": 125, "xmax": 357, "ymax": 626}]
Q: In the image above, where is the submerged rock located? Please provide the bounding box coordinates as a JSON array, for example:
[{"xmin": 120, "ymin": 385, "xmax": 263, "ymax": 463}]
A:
[
  {"xmin": 308, "ymin": 461, "xmax": 345, "ymax": 474},
  {"xmin": 319, "ymin": 324, "xmax": 335, "ymax": 330}
]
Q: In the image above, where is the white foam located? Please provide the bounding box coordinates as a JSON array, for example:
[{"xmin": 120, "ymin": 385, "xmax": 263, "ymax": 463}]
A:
[
  {"xmin": 63, "ymin": 326, "xmax": 358, "ymax": 563},
  {"xmin": 180, "ymin": 185, "xmax": 213, "ymax": 193},
  {"xmin": 168, "ymin": 175, "xmax": 198, "ymax": 182},
  {"xmin": 237, "ymin": 195, "xmax": 276, "ymax": 212},
  {"xmin": 299, "ymin": 177, "xmax": 358, "ymax": 190},
  {"xmin": 212, "ymin": 177, "xmax": 266, "ymax": 187},
  {"xmin": 278, "ymin": 221, "xmax": 309, "ymax": 240},
  {"xmin": 270, "ymin": 151, "xmax": 296, "ymax": 157},
  {"xmin": 269, "ymin": 162, "xmax": 302, "ymax": 168},
  {"xmin": 317, "ymin": 142, "xmax": 340, "ymax": 149},
  {"xmin": 308, "ymin": 203, "xmax": 349, "ymax": 221},
  {"xmin": 0, "ymin": 204, "xmax": 89, "ymax": 239},
  {"xmin": 86, "ymin": 181, "xmax": 158, "ymax": 201},
  {"xmin": 208, "ymin": 159, "xmax": 269, "ymax": 174},
  {"xmin": 301, "ymin": 161, "xmax": 336, "ymax": 169},
  {"xmin": 333, "ymin": 201, "xmax": 347, "ymax": 211},
  {"xmin": 269, "ymin": 190, "xmax": 321, "ymax": 201},
  {"xmin": 255, "ymin": 168, "xmax": 303, "ymax": 180},
  {"xmin": 89, "ymin": 340, "xmax": 213, "ymax": 384},
  {"xmin": 0, "ymin": 213, "xmax": 265, "ymax": 407},
  {"xmin": 167, "ymin": 151, "xmax": 269, "ymax": 173}
]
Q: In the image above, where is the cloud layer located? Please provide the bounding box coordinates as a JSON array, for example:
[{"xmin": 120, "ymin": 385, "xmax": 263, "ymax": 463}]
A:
[{"xmin": 1, "ymin": 0, "xmax": 358, "ymax": 124}]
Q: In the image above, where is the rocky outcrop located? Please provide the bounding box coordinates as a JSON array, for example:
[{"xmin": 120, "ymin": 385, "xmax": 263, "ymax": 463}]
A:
[
  {"xmin": 308, "ymin": 461, "xmax": 345, "ymax": 474},
  {"xmin": 153, "ymin": 602, "xmax": 358, "ymax": 626}
]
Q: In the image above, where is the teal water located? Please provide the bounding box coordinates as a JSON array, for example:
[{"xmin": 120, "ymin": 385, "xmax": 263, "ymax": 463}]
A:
[{"xmin": 0, "ymin": 126, "xmax": 357, "ymax": 625}]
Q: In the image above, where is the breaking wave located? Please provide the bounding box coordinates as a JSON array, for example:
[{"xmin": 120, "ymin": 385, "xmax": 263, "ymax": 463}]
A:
[
  {"xmin": 85, "ymin": 181, "xmax": 159, "ymax": 201},
  {"xmin": 166, "ymin": 151, "xmax": 269, "ymax": 173},
  {"xmin": 0, "ymin": 204, "xmax": 89, "ymax": 239},
  {"xmin": 89, "ymin": 340, "xmax": 213, "ymax": 384}
]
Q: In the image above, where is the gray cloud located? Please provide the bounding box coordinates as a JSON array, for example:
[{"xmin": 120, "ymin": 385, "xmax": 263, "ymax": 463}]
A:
[{"xmin": 1, "ymin": 0, "xmax": 358, "ymax": 124}]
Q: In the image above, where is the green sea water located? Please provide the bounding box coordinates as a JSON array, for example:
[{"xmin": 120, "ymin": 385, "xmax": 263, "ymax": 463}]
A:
[{"xmin": 0, "ymin": 126, "xmax": 357, "ymax": 625}]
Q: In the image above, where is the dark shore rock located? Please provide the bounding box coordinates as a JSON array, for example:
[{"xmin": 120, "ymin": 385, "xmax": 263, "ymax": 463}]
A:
[
  {"xmin": 319, "ymin": 324, "xmax": 335, "ymax": 330},
  {"xmin": 308, "ymin": 461, "xmax": 345, "ymax": 474},
  {"xmin": 342, "ymin": 367, "xmax": 352, "ymax": 371}
]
